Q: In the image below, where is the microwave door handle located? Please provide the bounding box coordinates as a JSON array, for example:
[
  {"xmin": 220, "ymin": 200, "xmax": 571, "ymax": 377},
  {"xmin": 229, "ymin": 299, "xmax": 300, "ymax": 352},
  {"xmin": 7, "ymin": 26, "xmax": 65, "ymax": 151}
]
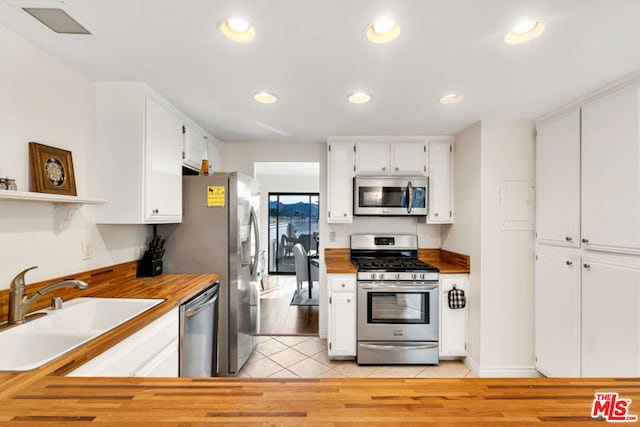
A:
[{"xmin": 407, "ymin": 181, "xmax": 413, "ymax": 214}]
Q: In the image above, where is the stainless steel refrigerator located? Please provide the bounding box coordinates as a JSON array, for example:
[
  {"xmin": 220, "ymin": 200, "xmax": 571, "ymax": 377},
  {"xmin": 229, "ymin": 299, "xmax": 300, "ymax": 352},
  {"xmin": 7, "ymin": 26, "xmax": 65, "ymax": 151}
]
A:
[{"xmin": 160, "ymin": 172, "xmax": 260, "ymax": 376}]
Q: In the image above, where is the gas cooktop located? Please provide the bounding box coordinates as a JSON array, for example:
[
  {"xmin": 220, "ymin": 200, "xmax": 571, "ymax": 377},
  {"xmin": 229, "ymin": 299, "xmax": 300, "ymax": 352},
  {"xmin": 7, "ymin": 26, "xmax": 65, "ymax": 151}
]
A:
[{"xmin": 352, "ymin": 256, "xmax": 438, "ymax": 272}]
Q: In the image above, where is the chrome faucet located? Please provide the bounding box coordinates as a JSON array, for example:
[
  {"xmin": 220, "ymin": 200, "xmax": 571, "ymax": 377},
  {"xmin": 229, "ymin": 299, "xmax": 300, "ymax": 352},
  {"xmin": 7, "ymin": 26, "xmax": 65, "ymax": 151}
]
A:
[{"xmin": 8, "ymin": 266, "xmax": 89, "ymax": 325}]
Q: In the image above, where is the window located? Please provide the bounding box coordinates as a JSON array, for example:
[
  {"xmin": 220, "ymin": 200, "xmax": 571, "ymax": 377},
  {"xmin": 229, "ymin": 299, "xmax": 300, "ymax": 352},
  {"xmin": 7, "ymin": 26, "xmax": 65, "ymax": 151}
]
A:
[{"xmin": 268, "ymin": 193, "xmax": 319, "ymax": 274}]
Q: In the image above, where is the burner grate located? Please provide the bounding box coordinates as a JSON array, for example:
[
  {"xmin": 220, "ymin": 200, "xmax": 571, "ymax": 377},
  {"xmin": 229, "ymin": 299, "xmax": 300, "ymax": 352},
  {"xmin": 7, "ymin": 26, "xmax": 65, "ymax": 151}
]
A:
[{"xmin": 352, "ymin": 256, "xmax": 437, "ymax": 272}]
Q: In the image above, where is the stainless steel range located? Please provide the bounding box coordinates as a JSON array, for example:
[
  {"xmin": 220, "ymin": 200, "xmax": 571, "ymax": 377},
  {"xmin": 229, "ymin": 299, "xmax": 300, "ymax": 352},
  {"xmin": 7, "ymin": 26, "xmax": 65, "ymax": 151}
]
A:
[{"xmin": 351, "ymin": 234, "xmax": 439, "ymax": 365}]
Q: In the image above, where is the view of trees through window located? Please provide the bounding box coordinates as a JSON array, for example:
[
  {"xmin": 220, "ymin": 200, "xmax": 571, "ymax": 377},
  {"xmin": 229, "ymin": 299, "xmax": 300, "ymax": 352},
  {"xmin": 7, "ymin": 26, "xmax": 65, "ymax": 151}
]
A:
[{"xmin": 268, "ymin": 193, "xmax": 319, "ymax": 274}]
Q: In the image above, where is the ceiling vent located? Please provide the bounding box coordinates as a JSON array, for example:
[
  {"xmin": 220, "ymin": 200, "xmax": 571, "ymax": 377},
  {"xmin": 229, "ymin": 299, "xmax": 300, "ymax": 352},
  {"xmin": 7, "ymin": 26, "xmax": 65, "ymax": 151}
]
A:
[{"xmin": 22, "ymin": 8, "xmax": 91, "ymax": 34}]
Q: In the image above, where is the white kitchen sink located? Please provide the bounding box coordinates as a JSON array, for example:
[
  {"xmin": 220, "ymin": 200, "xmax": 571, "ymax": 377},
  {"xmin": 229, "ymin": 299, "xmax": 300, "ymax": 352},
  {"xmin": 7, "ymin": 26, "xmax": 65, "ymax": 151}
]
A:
[{"xmin": 0, "ymin": 297, "xmax": 165, "ymax": 371}]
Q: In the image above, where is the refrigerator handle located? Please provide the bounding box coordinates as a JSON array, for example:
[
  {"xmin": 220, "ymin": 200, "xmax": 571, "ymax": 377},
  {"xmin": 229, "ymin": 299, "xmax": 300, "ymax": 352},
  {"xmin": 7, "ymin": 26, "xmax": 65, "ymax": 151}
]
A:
[{"xmin": 249, "ymin": 206, "xmax": 260, "ymax": 279}]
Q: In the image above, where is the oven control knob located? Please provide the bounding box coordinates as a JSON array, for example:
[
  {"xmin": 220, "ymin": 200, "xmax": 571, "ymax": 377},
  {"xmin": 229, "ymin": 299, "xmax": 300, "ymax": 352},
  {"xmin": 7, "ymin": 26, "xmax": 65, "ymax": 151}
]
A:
[
  {"xmin": 395, "ymin": 273, "xmax": 400, "ymax": 280},
  {"xmin": 371, "ymin": 273, "xmax": 377, "ymax": 280},
  {"xmin": 379, "ymin": 274, "xmax": 384, "ymax": 280},
  {"xmin": 411, "ymin": 273, "xmax": 417, "ymax": 280},
  {"xmin": 420, "ymin": 273, "xmax": 426, "ymax": 279}
]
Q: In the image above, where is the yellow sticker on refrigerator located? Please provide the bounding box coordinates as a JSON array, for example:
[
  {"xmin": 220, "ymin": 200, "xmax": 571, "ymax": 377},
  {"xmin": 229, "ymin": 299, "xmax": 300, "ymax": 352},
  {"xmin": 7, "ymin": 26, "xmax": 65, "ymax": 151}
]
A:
[{"xmin": 207, "ymin": 186, "xmax": 225, "ymax": 207}]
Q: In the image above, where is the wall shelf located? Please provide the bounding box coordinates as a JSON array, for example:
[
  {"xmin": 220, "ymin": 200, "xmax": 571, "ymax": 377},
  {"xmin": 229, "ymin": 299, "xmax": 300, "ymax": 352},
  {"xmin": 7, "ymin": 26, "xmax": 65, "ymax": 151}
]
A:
[{"xmin": 0, "ymin": 190, "xmax": 106, "ymax": 233}]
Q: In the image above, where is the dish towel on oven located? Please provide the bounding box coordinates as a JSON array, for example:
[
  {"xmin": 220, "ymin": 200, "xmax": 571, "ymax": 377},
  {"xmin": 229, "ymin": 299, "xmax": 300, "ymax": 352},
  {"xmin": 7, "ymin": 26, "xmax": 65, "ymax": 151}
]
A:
[{"xmin": 448, "ymin": 285, "xmax": 466, "ymax": 309}]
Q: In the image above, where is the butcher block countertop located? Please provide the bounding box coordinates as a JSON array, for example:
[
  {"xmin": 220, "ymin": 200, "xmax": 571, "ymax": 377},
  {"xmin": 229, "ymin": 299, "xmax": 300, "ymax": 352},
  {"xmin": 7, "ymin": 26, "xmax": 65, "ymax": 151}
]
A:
[
  {"xmin": 0, "ymin": 262, "xmax": 219, "ymax": 400},
  {"xmin": 0, "ymin": 375, "xmax": 636, "ymax": 425},
  {"xmin": 324, "ymin": 248, "xmax": 471, "ymax": 274}
]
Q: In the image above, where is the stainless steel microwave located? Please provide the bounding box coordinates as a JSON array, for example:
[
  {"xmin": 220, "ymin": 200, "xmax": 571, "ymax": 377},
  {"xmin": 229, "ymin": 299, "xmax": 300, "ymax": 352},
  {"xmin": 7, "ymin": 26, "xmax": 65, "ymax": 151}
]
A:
[{"xmin": 354, "ymin": 176, "xmax": 428, "ymax": 216}]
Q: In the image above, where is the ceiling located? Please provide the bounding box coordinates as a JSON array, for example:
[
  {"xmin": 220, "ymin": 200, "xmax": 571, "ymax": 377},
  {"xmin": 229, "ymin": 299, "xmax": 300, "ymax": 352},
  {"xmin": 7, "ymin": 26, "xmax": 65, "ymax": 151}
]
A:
[{"xmin": 2, "ymin": 0, "xmax": 640, "ymax": 143}]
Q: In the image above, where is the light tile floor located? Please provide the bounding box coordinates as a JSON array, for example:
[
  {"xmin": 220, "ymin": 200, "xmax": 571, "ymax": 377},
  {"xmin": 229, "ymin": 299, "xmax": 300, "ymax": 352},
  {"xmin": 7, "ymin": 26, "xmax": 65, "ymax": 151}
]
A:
[{"xmin": 239, "ymin": 335, "xmax": 476, "ymax": 378}]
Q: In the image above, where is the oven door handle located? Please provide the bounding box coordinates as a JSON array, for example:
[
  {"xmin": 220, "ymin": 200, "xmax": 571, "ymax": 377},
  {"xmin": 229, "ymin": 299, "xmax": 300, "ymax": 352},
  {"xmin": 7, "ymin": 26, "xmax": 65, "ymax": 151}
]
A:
[
  {"xmin": 360, "ymin": 343, "xmax": 438, "ymax": 351},
  {"xmin": 360, "ymin": 283, "xmax": 438, "ymax": 291}
]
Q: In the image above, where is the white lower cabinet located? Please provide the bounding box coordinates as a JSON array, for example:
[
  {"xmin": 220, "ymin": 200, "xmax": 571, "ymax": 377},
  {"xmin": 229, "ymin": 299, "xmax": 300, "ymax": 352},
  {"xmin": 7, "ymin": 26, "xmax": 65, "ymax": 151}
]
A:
[
  {"xmin": 439, "ymin": 274, "xmax": 468, "ymax": 357},
  {"xmin": 534, "ymin": 251, "xmax": 581, "ymax": 377},
  {"xmin": 327, "ymin": 274, "xmax": 357, "ymax": 357},
  {"xmin": 68, "ymin": 307, "xmax": 179, "ymax": 377},
  {"xmin": 535, "ymin": 250, "xmax": 640, "ymax": 377},
  {"xmin": 582, "ymin": 256, "xmax": 640, "ymax": 377}
]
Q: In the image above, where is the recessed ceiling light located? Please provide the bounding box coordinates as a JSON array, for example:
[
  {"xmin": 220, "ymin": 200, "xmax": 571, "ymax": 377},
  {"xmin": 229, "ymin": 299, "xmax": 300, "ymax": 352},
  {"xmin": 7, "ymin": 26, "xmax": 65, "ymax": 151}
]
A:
[
  {"xmin": 439, "ymin": 93, "xmax": 464, "ymax": 104},
  {"xmin": 253, "ymin": 92, "xmax": 278, "ymax": 104},
  {"xmin": 220, "ymin": 18, "xmax": 255, "ymax": 42},
  {"xmin": 227, "ymin": 18, "xmax": 250, "ymax": 33},
  {"xmin": 504, "ymin": 20, "xmax": 545, "ymax": 44},
  {"xmin": 348, "ymin": 92, "xmax": 372, "ymax": 104},
  {"xmin": 366, "ymin": 19, "xmax": 400, "ymax": 44}
]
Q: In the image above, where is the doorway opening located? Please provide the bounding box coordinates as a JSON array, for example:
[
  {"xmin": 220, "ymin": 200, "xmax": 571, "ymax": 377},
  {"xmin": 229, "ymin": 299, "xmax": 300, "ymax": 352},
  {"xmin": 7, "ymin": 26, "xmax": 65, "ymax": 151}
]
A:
[{"xmin": 254, "ymin": 162, "xmax": 320, "ymax": 335}]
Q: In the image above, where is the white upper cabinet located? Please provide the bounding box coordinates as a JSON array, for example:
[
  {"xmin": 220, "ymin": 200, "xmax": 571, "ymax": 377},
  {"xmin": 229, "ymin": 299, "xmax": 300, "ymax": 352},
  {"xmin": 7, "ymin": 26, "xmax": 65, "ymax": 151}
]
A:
[
  {"xmin": 355, "ymin": 141, "xmax": 389, "ymax": 175},
  {"xmin": 355, "ymin": 139, "xmax": 426, "ymax": 176},
  {"xmin": 327, "ymin": 140, "xmax": 355, "ymax": 223},
  {"xmin": 144, "ymin": 97, "xmax": 183, "ymax": 222},
  {"xmin": 535, "ymin": 251, "xmax": 581, "ymax": 377},
  {"xmin": 182, "ymin": 121, "xmax": 207, "ymax": 172},
  {"xmin": 95, "ymin": 82, "xmax": 183, "ymax": 224},
  {"xmin": 536, "ymin": 109, "xmax": 581, "ymax": 247},
  {"xmin": 426, "ymin": 138, "xmax": 453, "ymax": 223},
  {"xmin": 390, "ymin": 140, "xmax": 427, "ymax": 175},
  {"xmin": 582, "ymin": 86, "xmax": 640, "ymax": 254},
  {"xmin": 207, "ymin": 134, "xmax": 222, "ymax": 174}
]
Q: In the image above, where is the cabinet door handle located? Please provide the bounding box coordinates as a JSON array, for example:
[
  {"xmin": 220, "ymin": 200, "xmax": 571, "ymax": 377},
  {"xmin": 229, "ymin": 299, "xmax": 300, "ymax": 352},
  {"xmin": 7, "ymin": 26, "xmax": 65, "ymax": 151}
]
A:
[
  {"xmin": 434, "ymin": 213, "xmax": 439, "ymax": 217},
  {"xmin": 583, "ymin": 263, "xmax": 591, "ymax": 270},
  {"xmin": 341, "ymin": 283, "xmax": 346, "ymax": 288},
  {"xmin": 152, "ymin": 209, "xmax": 159, "ymax": 214},
  {"xmin": 382, "ymin": 167, "xmax": 386, "ymax": 171},
  {"xmin": 581, "ymin": 238, "xmax": 589, "ymax": 243},
  {"xmin": 343, "ymin": 213, "xmax": 347, "ymax": 217},
  {"xmin": 395, "ymin": 167, "xmax": 399, "ymax": 172},
  {"xmin": 566, "ymin": 260, "xmax": 573, "ymax": 266},
  {"xmin": 347, "ymin": 299, "xmax": 351, "ymax": 303},
  {"xmin": 565, "ymin": 236, "xmax": 573, "ymax": 242}
]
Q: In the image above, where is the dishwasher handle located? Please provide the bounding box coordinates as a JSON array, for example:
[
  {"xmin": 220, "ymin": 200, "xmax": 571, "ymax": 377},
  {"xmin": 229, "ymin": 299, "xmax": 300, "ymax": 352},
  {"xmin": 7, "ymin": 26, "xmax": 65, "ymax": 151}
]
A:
[
  {"xmin": 185, "ymin": 292, "xmax": 218, "ymax": 318},
  {"xmin": 184, "ymin": 283, "xmax": 219, "ymax": 318}
]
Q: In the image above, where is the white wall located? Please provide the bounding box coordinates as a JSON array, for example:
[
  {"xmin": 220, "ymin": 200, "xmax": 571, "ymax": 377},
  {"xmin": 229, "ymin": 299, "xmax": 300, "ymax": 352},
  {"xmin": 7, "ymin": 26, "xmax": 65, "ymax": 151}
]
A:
[
  {"xmin": 479, "ymin": 119, "xmax": 536, "ymax": 371},
  {"xmin": 0, "ymin": 24, "xmax": 149, "ymax": 288},
  {"xmin": 221, "ymin": 142, "xmax": 326, "ymax": 177},
  {"xmin": 442, "ymin": 119, "xmax": 536, "ymax": 377}
]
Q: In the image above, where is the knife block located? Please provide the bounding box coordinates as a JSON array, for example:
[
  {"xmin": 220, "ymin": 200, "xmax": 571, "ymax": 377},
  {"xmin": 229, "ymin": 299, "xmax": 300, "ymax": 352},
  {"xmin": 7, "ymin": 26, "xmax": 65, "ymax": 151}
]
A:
[{"xmin": 137, "ymin": 249, "xmax": 163, "ymax": 277}]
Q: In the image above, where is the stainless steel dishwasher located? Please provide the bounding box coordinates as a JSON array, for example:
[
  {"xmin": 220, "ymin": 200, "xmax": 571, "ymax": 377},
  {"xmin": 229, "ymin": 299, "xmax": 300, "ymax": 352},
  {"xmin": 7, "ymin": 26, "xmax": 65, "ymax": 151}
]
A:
[{"xmin": 179, "ymin": 282, "xmax": 219, "ymax": 377}]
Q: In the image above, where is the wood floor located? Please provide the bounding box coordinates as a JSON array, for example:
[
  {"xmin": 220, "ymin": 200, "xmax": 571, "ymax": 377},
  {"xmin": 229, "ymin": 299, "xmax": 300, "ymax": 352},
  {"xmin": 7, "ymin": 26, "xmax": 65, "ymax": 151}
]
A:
[{"xmin": 260, "ymin": 275, "xmax": 318, "ymax": 335}]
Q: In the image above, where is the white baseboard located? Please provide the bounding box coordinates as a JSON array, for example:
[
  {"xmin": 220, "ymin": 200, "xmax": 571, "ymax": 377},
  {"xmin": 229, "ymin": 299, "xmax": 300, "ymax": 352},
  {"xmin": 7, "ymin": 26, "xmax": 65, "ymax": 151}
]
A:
[{"xmin": 465, "ymin": 357, "xmax": 542, "ymax": 378}]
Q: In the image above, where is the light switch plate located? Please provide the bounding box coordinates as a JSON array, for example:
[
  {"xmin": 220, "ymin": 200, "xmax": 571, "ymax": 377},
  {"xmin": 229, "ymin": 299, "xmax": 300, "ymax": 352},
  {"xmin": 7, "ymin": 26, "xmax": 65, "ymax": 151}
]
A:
[{"xmin": 81, "ymin": 240, "xmax": 92, "ymax": 260}]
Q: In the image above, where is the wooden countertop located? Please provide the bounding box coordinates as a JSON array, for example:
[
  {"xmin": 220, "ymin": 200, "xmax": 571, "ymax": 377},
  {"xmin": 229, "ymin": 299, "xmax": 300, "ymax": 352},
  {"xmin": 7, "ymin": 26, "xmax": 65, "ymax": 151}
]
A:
[
  {"xmin": 0, "ymin": 375, "xmax": 635, "ymax": 425},
  {"xmin": 0, "ymin": 266, "xmax": 220, "ymax": 400},
  {"xmin": 324, "ymin": 248, "xmax": 357, "ymax": 274},
  {"xmin": 324, "ymin": 248, "xmax": 471, "ymax": 274}
]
